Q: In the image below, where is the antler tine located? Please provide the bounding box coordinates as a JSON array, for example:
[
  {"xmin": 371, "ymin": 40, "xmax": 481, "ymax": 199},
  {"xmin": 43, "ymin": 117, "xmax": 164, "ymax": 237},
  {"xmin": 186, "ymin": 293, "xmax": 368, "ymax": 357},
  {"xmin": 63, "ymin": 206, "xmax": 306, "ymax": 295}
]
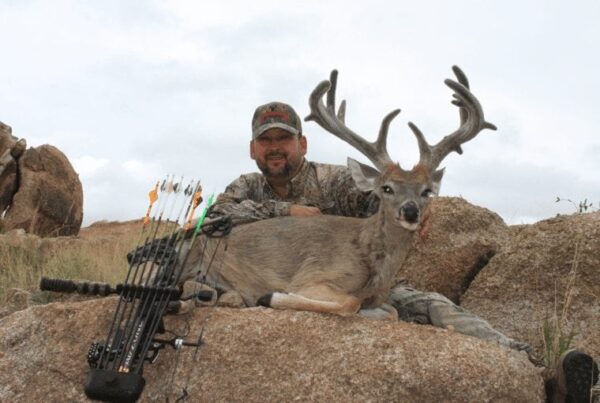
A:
[
  {"xmin": 326, "ymin": 70, "xmax": 339, "ymax": 115},
  {"xmin": 408, "ymin": 122, "xmax": 432, "ymax": 165},
  {"xmin": 451, "ymin": 65, "xmax": 469, "ymax": 126},
  {"xmin": 305, "ymin": 69, "xmax": 397, "ymax": 170},
  {"xmin": 378, "ymin": 109, "xmax": 401, "ymax": 160},
  {"xmin": 422, "ymin": 66, "xmax": 497, "ymax": 170},
  {"xmin": 327, "ymin": 71, "xmax": 348, "ymax": 124},
  {"xmin": 337, "ymin": 100, "xmax": 346, "ymax": 123}
]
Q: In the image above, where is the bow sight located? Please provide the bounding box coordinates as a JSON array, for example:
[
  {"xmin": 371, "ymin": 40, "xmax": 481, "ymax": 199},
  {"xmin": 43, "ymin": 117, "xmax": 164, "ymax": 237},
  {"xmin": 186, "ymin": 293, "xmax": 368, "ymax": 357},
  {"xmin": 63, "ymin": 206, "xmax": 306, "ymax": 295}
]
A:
[{"xmin": 39, "ymin": 177, "xmax": 218, "ymax": 402}]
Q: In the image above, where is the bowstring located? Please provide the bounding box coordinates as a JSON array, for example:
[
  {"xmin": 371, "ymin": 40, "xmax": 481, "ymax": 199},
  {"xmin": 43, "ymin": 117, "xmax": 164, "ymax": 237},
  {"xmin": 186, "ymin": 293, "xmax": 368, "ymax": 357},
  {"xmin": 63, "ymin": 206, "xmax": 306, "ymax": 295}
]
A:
[
  {"xmin": 167, "ymin": 195, "xmax": 230, "ymax": 402},
  {"xmin": 173, "ymin": 221, "xmax": 230, "ymax": 401}
]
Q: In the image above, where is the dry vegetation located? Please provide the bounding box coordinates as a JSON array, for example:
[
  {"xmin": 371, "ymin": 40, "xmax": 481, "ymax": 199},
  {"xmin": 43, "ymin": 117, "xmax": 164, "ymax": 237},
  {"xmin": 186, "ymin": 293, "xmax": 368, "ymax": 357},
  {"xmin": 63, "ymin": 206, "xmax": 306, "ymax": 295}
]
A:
[
  {"xmin": 0, "ymin": 219, "xmax": 174, "ymax": 305},
  {"xmin": 541, "ymin": 232, "xmax": 583, "ymax": 368}
]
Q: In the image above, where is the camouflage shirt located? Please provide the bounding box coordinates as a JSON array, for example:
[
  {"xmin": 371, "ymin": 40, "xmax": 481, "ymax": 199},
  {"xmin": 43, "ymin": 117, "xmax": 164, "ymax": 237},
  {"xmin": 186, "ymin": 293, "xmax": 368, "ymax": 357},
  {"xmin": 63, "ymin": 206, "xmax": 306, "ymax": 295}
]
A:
[{"xmin": 210, "ymin": 159, "xmax": 378, "ymax": 225}]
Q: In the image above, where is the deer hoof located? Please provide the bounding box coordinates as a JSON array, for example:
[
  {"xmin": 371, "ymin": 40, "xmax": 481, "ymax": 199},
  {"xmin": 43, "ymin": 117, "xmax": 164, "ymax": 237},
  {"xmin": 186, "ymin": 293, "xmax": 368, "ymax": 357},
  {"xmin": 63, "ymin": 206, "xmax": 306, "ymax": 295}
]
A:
[{"xmin": 257, "ymin": 293, "xmax": 273, "ymax": 307}]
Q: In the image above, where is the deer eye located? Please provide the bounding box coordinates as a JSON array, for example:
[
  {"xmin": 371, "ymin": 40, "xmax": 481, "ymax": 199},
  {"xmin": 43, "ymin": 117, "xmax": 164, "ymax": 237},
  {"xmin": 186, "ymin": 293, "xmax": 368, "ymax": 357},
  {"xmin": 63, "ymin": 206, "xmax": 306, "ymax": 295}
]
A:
[
  {"xmin": 421, "ymin": 189, "xmax": 434, "ymax": 198},
  {"xmin": 382, "ymin": 185, "xmax": 394, "ymax": 194}
]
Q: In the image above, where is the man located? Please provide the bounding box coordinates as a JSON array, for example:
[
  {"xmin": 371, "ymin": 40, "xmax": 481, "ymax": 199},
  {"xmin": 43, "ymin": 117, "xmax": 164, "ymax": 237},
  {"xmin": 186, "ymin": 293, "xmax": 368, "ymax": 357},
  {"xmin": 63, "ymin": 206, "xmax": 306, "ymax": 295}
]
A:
[
  {"xmin": 210, "ymin": 101, "xmax": 378, "ymax": 224},
  {"xmin": 209, "ymin": 101, "xmax": 598, "ymax": 402}
]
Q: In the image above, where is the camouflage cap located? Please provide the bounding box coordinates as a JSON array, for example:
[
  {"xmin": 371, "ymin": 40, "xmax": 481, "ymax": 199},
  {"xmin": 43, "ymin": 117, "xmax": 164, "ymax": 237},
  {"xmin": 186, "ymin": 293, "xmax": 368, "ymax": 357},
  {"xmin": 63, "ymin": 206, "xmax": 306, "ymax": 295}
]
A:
[{"xmin": 251, "ymin": 101, "xmax": 302, "ymax": 139}]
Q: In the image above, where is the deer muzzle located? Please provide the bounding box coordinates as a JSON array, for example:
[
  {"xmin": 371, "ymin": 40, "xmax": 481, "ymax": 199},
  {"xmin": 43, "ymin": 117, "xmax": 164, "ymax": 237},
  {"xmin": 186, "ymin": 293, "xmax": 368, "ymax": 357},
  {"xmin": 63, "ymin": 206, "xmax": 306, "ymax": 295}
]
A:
[{"xmin": 401, "ymin": 202, "xmax": 420, "ymax": 224}]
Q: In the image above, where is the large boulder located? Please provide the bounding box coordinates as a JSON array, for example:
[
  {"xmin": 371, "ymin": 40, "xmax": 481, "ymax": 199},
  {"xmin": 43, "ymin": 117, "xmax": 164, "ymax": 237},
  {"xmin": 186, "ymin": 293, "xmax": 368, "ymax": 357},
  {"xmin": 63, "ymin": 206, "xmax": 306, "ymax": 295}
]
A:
[
  {"xmin": 0, "ymin": 298, "xmax": 544, "ymax": 402},
  {"xmin": 0, "ymin": 121, "xmax": 83, "ymax": 237},
  {"xmin": 395, "ymin": 197, "xmax": 510, "ymax": 303},
  {"xmin": 462, "ymin": 211, "xmax": 600, "ymax": 359},
  {"xmin": 0, "ymin": 153, "xmax": 18, "ymax": 213},
  {"xmin": 0, "ymin": 121, "xmax": 13, "ymax": 144},
  {"xmin": 1, "ymin": 144, "xmax": 83, "ymax": 236},
  {"xmin": 0, "ymin": 123, "xmax": 21, "ymax": 214}
]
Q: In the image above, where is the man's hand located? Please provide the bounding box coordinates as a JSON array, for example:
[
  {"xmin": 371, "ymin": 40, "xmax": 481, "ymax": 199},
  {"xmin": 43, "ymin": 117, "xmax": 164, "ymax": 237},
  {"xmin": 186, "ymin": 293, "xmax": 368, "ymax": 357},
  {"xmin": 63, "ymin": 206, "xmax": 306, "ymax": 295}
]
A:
[{"xmin": 290, "ymin": 204, "xmax": 322, "ymax": 217}]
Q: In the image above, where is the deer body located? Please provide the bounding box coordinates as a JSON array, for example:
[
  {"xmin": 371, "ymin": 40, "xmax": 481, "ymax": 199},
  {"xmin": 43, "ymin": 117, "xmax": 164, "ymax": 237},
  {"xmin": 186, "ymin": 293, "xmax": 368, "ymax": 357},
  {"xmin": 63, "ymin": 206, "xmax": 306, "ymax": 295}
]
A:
[
  {"xmin": 186, "ymin": 201, "xmax": 415, "ymax": 312},
  {"xmin": 182, "ymin": 66, "xmax": 495, "ymax": 319}
]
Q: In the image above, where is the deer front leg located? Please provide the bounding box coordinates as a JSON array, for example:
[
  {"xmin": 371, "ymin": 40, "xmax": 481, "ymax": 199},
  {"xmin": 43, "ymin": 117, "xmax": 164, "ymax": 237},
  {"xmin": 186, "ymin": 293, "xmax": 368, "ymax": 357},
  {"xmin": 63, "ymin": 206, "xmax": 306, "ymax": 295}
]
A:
[{"xmin": 257, "ymin": 285, "xmax": 361, "ymax": 317}]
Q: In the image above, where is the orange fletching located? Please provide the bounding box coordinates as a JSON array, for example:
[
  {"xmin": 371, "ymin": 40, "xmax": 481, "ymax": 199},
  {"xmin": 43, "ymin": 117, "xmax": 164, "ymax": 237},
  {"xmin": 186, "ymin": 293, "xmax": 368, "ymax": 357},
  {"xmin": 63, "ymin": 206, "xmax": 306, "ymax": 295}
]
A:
[
  {"xmin": 183, "ymin": 190, "xmax": 203, "ymax": 230},
  {"xmin": 143, "ymin": 181, "xmax": 160, "ymax": 226}
]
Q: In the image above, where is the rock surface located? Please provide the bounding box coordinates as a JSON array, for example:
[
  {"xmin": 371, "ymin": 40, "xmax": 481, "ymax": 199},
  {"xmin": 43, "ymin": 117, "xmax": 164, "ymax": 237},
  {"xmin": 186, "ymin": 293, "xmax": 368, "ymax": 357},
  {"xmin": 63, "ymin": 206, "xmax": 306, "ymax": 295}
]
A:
[
  {"xmin": 0, "ymin": 121, "xmax": 83, "ymax": 237},
  {"xmin": 396, "ymin": 197, "xmax": 510, "ymax": 303},
  {"xmin": 0, "ymin": 121, "xmax": 13, "ymax": 143},
  {"xmin": 1, "ymin": 199, "xmax": 598, "ymax": 401},
  {"xmin": 2, "ymin": 144, "xmax": 83, "ymax": 236},
  {"xmin": 0, "ymin": 154, "xmax": 18, "ymax": 214},
  {"xmin": 0, "ymin": 298, "xmax": 545, "ymax": 402},
  {"xmin": 462, "ymin": 211, "xmax": 600, "ymax": 358},
  {"xmin": 0, "ymin": 288, "xmax": 32, "ymax": 320},
  {"xmin": 0, "ymin": 124, "xmax": 19, "ymax": 215}
]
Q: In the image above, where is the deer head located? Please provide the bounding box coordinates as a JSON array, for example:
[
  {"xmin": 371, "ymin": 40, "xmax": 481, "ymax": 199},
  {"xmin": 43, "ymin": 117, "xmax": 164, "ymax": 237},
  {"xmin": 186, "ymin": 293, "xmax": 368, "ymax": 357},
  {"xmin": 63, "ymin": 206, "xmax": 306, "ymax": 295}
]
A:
[{"xmin": 305, "ymin": 66, "xmax": 497, "ymax": 231}]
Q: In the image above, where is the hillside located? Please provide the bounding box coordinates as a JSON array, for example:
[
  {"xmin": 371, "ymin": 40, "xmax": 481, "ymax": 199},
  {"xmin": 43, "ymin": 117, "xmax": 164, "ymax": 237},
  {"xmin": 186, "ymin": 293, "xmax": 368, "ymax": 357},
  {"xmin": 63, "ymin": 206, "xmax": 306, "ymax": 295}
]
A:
[{"xmin": 0, "ymin": 197, "xmax": 598, "ymax": 401}]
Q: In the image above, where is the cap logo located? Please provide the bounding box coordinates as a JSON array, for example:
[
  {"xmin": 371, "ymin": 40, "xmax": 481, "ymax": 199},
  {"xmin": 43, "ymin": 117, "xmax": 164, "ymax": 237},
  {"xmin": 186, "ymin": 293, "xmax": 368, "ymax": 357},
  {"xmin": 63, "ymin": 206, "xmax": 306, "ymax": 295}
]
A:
[{"xmin": 260, "ymin": 111, "xmax": 289, "ymax": 123}]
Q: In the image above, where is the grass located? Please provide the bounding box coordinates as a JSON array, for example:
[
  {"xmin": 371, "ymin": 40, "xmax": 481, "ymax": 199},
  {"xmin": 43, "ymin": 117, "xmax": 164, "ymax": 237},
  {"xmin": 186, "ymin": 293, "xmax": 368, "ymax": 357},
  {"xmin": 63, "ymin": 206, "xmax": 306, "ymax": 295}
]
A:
[
  {"xmin": 541, "ymin": 197, "xmax": 598, "ymax": 369},
  {"xmin": 0, "ymin": 227, "xmax": 144, "ymax": 305},
  {"xmin": 1, "ymin": 241, "xmax": 130, "ymax": 306},
  {"xmin": 555, "ymin": 197, "xmax": 598, "ymax": 214},
  {"xmin": 0, "ymin": 214, "xmax": 188, "ymax": 308},
  {"xmin": 541, "ymin": 232, "xmax": 582, "ymax": 368}
]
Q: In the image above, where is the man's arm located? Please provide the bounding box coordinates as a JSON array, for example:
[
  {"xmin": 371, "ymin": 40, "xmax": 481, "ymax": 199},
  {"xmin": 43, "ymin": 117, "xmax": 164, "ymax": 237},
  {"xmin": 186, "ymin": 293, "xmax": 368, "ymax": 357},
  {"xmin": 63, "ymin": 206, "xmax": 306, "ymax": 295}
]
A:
[{"xmin": 209, "ymin": 175, "xmax": 293, "ymax": 225}]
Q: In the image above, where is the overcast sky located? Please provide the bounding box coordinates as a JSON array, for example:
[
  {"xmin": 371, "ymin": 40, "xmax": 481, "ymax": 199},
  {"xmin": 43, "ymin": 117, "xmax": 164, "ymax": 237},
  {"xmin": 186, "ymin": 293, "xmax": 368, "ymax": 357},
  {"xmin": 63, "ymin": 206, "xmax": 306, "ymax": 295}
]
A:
[{"xmin": 1, "ymin": 0, "xmax": 599, "ymax": 226}]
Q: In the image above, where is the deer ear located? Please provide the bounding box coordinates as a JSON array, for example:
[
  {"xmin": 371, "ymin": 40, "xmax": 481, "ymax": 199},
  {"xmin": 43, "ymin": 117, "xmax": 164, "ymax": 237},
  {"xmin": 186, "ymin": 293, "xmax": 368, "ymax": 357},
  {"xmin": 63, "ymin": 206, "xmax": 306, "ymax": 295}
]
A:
[
  {"xmin": 431, "ymin": 168, "xmax": 444, "ymax": 194},
  {"xmin": 347, "ymin": 157, "xmax": 380, "ymax": 192}
]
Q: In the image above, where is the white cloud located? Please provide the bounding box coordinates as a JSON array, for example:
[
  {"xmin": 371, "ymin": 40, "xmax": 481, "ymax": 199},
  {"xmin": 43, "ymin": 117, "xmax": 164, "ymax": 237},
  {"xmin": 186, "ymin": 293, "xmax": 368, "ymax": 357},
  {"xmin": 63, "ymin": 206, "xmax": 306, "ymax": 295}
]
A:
[
  {"xmin": 1, "ymin": 0, "xmax": 599, "ymax": 227},
  {"xmin": 121, "ymin": 159, "xmax": 163, "ymax": 182},
  {"xmin": 72, "ymin": 155, "xmax": 109, "ymax": 177},
  {"xmin": 158, "ymin": 0, "xmax": 310, "ymax": 30}
]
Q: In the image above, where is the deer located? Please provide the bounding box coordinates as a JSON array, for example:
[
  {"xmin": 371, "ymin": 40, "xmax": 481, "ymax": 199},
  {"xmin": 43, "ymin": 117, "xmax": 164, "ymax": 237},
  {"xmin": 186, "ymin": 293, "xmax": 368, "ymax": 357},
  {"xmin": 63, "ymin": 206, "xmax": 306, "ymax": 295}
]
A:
[{"xmin": 179, "ymin": 66, "xmax": 497, "ymax": 320}]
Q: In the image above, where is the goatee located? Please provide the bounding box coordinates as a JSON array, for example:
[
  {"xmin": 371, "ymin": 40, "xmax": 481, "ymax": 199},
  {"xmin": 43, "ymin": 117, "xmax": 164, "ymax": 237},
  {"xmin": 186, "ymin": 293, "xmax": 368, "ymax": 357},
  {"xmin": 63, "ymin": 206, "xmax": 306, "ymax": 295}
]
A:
[
  {"xmin": 258, "ymin": 162, "xmax": 293, "ymax": 178},
  {"xmin": 257, "ymin": 151, "xmax": 294, "ymax": 178}
]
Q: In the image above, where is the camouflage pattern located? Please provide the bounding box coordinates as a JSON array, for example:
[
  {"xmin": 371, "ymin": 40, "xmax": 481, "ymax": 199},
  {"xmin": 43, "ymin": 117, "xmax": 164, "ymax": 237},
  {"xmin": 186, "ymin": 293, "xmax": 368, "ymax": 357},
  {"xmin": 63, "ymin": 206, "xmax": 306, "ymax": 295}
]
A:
[
  {"xmin": 251, "ymin": 101, "xmax": 302, "ymax": 139},
  {"xmin": 389, "ymin": 284, "xmax": 533, "ymax": 354},
  {"xmin": 209, "ymin": 159, "xmax": 379, "ymax": 225}
]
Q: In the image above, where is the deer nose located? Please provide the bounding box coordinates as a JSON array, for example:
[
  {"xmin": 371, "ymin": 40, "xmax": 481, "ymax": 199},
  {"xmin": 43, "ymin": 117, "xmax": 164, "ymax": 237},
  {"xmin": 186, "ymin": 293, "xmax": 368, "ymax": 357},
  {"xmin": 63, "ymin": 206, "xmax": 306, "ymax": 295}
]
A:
[{"xmin": 401, "ymin": 202, "xmax": 419, "ymax": 223}]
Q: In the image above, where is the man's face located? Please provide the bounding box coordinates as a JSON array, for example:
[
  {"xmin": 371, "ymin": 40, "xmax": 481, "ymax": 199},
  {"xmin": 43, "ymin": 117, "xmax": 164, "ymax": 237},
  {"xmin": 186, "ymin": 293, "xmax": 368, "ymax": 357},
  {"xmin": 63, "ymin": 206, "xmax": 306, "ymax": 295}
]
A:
[{"xmin": 250, "ymin": 128, "xmax": 307, "ymax": 180}]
